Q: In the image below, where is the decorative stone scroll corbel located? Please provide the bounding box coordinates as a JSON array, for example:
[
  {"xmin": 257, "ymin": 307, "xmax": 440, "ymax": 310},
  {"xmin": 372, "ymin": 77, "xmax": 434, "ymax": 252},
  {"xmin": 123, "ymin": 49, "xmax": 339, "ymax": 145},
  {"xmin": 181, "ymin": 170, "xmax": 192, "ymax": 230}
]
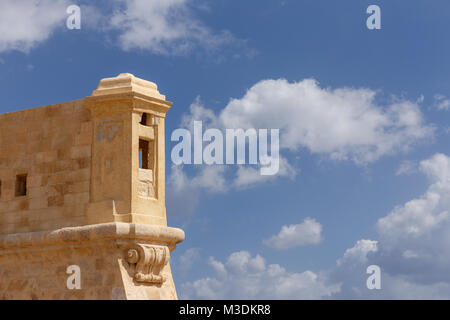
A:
[{"xmin": 126, "ymin": 244, "xmax": 170, "ymax": 284}]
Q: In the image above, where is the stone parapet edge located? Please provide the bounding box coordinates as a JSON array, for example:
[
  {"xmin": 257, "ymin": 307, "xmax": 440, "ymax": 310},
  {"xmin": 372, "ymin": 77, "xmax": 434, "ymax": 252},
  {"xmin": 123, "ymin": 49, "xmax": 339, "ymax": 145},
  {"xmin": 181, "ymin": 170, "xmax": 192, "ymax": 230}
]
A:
[{"xmin": 0, "ymin": 223, "xmax": 185, "ymax": 250}]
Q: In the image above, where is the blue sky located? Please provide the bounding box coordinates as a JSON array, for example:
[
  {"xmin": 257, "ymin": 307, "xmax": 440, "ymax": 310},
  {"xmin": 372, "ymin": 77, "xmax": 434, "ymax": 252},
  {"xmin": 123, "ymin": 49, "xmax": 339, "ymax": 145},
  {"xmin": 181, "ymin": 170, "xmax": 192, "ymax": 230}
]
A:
[{"xmin": 1, "ymin": 0, "xmax": 450, "ymax": 299}]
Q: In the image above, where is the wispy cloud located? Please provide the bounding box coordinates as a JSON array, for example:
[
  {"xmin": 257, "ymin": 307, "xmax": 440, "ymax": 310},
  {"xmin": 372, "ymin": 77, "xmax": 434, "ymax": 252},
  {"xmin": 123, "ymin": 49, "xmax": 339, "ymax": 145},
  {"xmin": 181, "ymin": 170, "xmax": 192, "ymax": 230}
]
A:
[
  {"xmin": 434, "ymin": 94, "xmax": 450, "ymax": 111},
  {"xmin": 174, "ymin": 247, "xmax": 202, "ymax": 275},
  {"xmin": 396, "ymin": 160, "xmax": 417, "ymax": 176}
]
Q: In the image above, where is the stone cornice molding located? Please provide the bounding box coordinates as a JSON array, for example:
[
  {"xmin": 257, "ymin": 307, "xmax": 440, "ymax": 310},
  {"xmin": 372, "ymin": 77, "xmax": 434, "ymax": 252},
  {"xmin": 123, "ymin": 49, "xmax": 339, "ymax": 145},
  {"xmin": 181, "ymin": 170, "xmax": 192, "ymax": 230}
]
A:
[
  {"xmin": 91, "ymin": 73, "xmax": 166, "ymax": 100},
  {"xmin": 0, "ymin": 223, "xmax": 185, "ymax": 251},
  {"xmin": 84, "ymin": 73, "xmax": 173, "ymax": 118}
]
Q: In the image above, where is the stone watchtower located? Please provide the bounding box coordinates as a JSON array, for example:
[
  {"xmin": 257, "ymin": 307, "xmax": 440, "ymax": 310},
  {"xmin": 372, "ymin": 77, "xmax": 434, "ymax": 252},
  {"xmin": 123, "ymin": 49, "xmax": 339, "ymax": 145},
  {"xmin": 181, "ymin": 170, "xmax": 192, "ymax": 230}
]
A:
[{"xmin": 0, "ymin": 74, "xmax": 184, "ymax": 300}]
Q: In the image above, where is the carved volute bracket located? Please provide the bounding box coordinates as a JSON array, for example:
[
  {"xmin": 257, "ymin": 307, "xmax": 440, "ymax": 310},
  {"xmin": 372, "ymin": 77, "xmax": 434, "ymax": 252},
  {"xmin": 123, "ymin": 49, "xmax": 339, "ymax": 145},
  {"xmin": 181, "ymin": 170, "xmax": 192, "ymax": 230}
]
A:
[{"xmin": 126, "ymin": 244, "xmax": 170, "ymax": 284}]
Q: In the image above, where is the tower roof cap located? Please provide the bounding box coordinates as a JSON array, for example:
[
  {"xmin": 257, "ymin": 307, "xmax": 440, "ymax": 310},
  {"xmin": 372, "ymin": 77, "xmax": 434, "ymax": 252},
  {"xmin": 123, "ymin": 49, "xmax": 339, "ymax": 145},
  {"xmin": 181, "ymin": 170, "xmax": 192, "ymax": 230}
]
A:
[{"xmin": 91, "ymin": 73, "xmax": 166, "ymax": 100}]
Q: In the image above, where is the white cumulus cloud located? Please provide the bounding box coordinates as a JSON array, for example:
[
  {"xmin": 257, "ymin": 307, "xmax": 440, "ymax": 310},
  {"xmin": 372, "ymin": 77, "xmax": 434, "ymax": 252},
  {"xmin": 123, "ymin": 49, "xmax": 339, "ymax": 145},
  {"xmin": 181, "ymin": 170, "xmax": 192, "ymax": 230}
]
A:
[
  {"xmin": 333, "ymin": 153, "xmax": 450, "ymax": 298},
  {"xmin": 0, "ymin": 0, "xmax": 69, "ymax": 53},
  {"xmin": 109, "ymin": 0, "xmax": 236, "ymax": 55},
  {"xmin": 177, "ymin": 154, "xmax": 450, "ymax": 299},
  {"xmin": 0, "ymin": 0, "xmax": 244, "ymax": 57},
  {"xmin": 219, "ymin": 79, "xmax": 433, "ymax": 164},
  {"xmin": 336, "ymin": 239, "xmax": 378, "ymax": 267},
  {"xmin": 263, "ymin": 218, "xmax": 323, "ymax": 250},
  {"xmin": 377, "ymin": 153, "xmax": 450, "ymax": 241},
  {"xmin": 181, "ymin": 251, "xmax": 339, "ymax": 299},
  {"xmin": 169, "ymin": 79, "xmax": 434, "ymax": 219}
]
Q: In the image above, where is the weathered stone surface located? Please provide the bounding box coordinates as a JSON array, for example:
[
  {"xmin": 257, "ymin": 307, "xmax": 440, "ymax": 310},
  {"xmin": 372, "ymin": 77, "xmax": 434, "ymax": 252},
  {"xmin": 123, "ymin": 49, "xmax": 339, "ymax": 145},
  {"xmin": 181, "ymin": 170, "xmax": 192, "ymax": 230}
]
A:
[
  {"xmin": 0, "ymin": 74, "xmax": 184, "ymax": 300},
  {"xmin": 0, "ymin": 223, "xmax": 184, "ymax": 300}
]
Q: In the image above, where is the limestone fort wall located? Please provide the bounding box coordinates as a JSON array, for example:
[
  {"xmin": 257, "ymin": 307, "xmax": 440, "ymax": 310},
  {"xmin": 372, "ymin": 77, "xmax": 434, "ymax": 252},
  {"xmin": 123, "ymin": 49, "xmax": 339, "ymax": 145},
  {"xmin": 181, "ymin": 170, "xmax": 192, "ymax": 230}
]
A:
[
  {"xmin": 0, "ymin": 99, "xmax": 92, "ymax": 234},
  {"xmin": 0, "ymin": 74, "xmax": 184, "ymax": 300}
]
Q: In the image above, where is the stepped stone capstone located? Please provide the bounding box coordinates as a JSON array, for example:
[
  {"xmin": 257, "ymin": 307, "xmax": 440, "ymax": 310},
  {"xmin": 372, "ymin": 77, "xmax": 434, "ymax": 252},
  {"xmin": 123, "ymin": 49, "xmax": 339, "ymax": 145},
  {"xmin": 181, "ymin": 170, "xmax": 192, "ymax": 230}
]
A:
[{"xmin": 0, "ymin": 73, "xmax": 184, "ymax": 300}]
